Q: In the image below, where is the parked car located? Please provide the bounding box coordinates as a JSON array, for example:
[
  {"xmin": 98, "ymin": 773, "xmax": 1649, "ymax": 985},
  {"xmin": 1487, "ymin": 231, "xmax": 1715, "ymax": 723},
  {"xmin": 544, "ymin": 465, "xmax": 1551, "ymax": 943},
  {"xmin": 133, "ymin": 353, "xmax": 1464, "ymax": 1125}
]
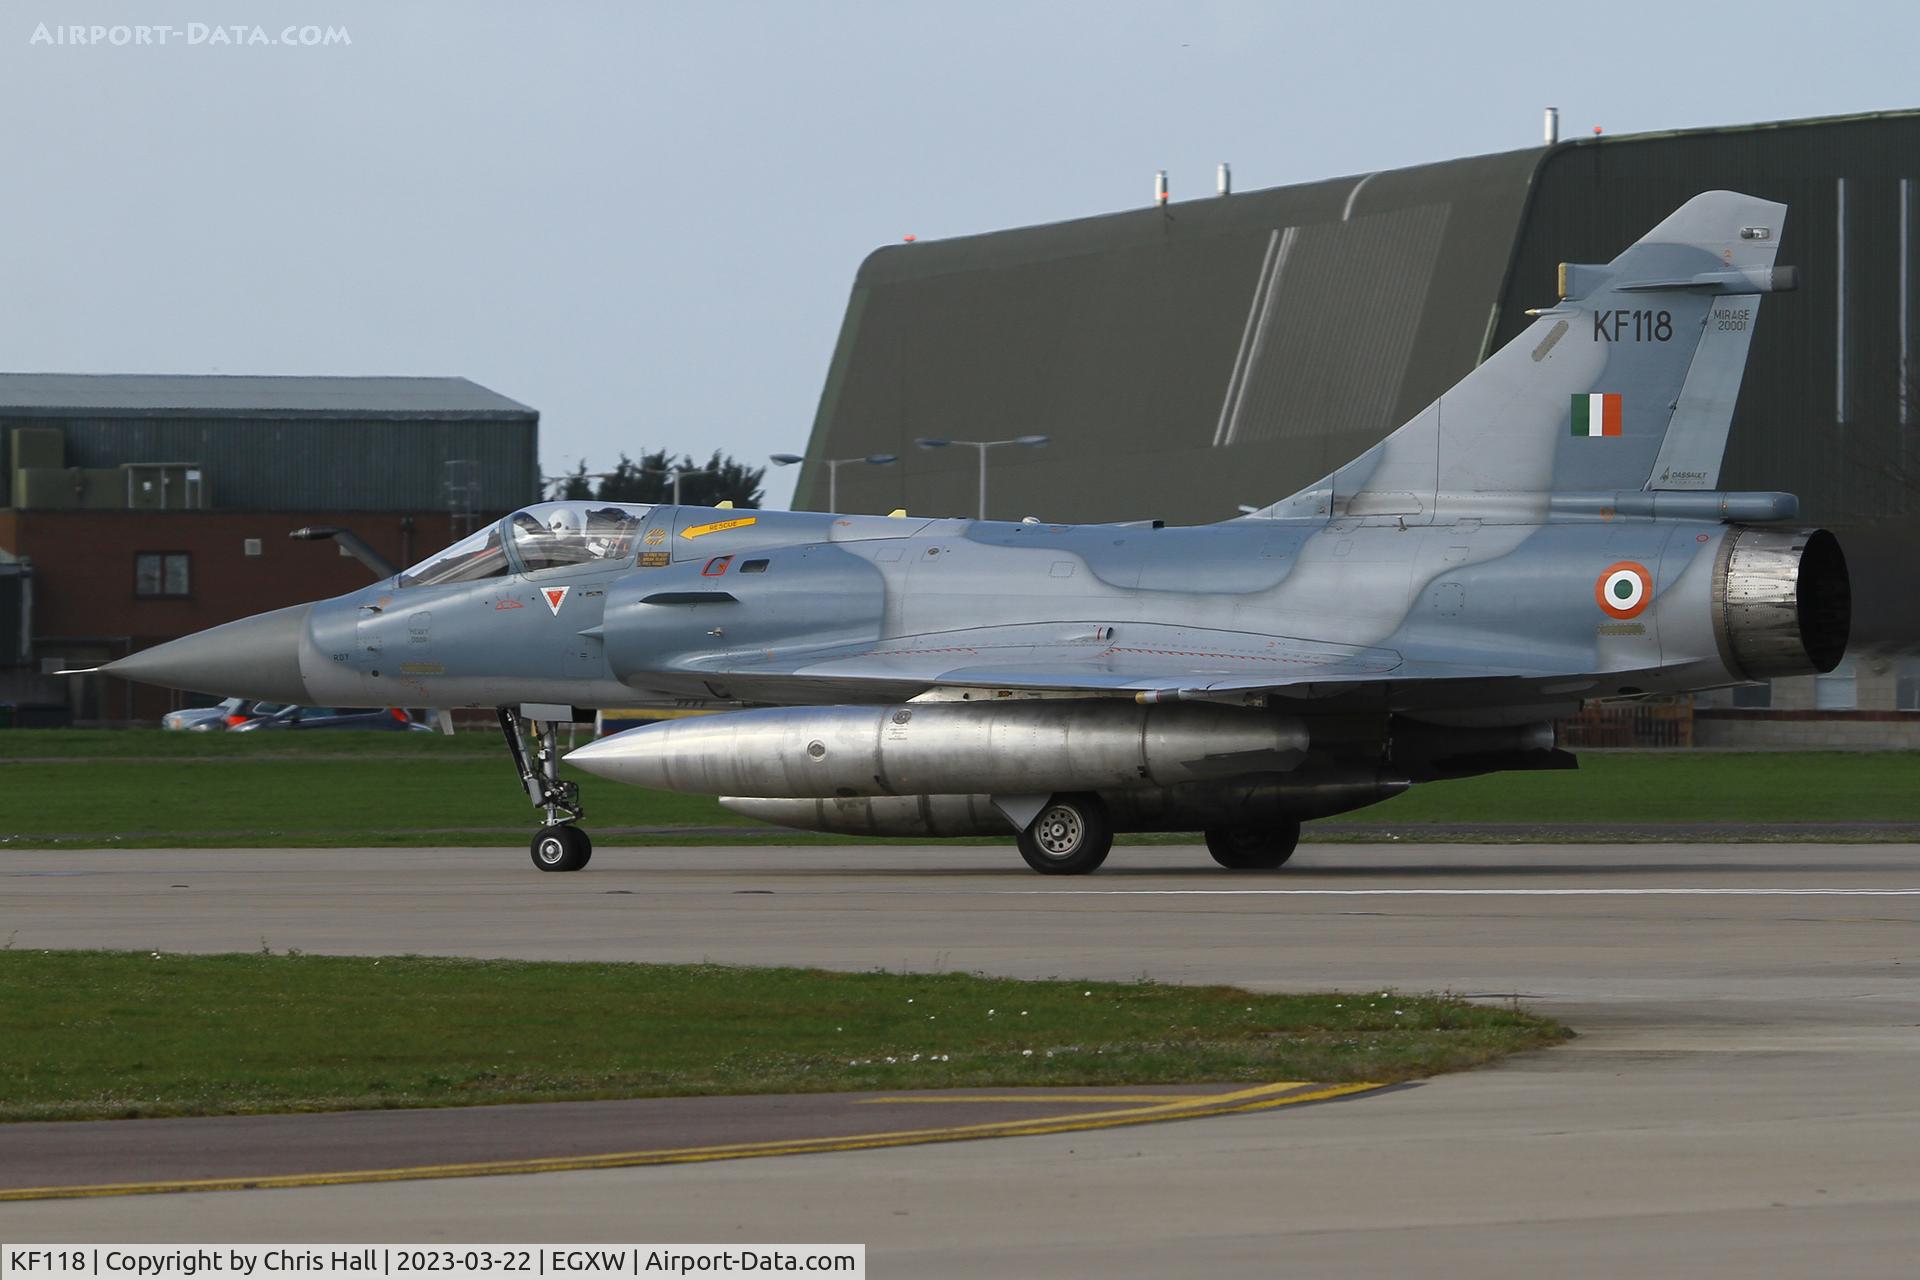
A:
[
  {"xmin": 161, "ymin": 698, "xmax": 289, "ymax": 731},
  {"xmin": 229, "ymin": 706, "xmax": 431, "ymax": 733}
]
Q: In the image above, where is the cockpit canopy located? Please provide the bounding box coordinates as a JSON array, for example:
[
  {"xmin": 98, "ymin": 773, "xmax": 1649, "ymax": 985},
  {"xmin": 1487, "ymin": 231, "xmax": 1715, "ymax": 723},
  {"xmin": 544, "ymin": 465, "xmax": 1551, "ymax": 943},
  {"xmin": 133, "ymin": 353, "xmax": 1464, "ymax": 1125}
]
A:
[{"xmin": 398, "ymin": 502, "xmax": 654, "ymax": 587}]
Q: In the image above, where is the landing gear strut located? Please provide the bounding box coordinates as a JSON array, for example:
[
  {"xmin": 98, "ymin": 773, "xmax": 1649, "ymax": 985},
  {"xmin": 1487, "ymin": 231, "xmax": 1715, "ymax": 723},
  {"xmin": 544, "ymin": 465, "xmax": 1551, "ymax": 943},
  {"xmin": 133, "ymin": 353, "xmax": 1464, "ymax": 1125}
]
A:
[{"xmin": 499, "ymin": 708, "xmax": 592, "ymax": 871}]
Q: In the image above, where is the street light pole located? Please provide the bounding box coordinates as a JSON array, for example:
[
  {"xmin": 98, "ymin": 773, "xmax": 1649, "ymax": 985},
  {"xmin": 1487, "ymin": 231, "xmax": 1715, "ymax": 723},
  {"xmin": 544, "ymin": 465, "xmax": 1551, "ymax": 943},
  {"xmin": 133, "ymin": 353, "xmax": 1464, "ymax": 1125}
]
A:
[
  {"xmin": 912, "ymin": 434, "xmax": 1050, "ymax": 520},
  {"xmin": 668, "ymin": 467, "xmax": 720, "ymax": 506},
  {"xmin": 972, "ymin": 444, "xmax": 988, "ymax": 521},
  {"xmin": 769, "ymin": 452, "xmax": 898, "ymax": 512}
]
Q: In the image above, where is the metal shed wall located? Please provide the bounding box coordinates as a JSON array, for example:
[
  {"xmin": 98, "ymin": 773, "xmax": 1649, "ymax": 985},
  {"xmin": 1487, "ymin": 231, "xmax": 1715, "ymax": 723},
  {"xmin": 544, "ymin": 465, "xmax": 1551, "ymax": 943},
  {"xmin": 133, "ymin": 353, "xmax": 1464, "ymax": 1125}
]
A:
[
  {"xmin": 18, "ymin": 415, "xmax": 541, "ymax": 512},
  {"xmin": 0, "ymin": 375, "xmax": 540, "ymax": 513}
]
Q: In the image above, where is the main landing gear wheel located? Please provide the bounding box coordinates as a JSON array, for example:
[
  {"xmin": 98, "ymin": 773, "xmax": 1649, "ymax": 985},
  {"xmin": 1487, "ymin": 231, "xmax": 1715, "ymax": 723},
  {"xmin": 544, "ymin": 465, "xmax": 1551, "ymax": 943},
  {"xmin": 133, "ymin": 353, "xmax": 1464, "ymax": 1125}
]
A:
[
  {"xmin": 1017, "ymin": 793, "xmax": 1113, "ymax": 875},
  {"xmin": 1205, "ymin": 819, "xmax": 1302, "ymax": 870},
  {"xmin": 500, "ymin": 708, "xmax": 593, "ymax": 872},
  {"xmin": 531, "ymin": 824, "xmax": 592, "ymax": 872}
]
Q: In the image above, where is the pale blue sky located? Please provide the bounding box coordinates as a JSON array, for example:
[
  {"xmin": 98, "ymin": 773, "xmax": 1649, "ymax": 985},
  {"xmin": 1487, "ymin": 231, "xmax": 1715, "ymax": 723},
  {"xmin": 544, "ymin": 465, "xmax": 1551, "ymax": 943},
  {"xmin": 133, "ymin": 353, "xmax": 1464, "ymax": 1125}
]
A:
[{"xmin": 3, "ymin": 0, "xmax": 1916, "ymax": 508}]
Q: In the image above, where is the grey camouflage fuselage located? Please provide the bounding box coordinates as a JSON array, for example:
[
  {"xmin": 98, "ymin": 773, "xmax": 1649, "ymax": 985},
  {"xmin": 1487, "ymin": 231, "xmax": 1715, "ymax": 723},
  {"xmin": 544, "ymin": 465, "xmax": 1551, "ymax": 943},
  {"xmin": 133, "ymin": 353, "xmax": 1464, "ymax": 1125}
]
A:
[{"xmin": 102, "ymin": 192, "xmax": 1852, "ymax": 860}]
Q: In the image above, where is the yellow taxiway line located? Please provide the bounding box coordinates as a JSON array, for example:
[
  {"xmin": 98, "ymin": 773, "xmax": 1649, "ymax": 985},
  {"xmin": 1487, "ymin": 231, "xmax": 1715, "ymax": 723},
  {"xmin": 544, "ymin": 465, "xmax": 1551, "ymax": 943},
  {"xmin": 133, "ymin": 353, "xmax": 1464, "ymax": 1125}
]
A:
[
  {"xmin": 856, "ymin": 1092, "xmax": 1251, "ymax": 1104},
  {"xmin": 0, "ymin": 1081, "xmax": 1384, "ymax": 1203}
]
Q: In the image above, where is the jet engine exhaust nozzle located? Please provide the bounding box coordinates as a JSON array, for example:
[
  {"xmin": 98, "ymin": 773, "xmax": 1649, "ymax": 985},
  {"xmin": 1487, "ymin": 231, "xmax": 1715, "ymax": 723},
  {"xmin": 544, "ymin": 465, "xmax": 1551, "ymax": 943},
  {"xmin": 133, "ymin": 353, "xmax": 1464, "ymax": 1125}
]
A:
[{"xmin": 1714, "ymin": 527, "xmax": 1851, "ymax": 680}]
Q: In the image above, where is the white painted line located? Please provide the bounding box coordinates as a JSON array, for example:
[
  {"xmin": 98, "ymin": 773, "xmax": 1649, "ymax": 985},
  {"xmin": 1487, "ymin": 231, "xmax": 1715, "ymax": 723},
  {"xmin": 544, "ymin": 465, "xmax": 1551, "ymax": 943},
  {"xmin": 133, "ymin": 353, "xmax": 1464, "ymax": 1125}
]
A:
[{"xmin": 994, "ymin": 887, "xmax": 1920, "ymax": 897}]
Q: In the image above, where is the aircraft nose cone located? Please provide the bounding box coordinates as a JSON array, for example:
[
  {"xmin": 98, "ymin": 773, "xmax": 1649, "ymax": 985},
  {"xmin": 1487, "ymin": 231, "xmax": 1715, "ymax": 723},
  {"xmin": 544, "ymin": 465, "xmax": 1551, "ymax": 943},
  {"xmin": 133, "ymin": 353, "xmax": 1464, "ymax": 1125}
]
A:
[{"xmin": 104, "ymin": 603, "xmax": 314, "ymax": 704}]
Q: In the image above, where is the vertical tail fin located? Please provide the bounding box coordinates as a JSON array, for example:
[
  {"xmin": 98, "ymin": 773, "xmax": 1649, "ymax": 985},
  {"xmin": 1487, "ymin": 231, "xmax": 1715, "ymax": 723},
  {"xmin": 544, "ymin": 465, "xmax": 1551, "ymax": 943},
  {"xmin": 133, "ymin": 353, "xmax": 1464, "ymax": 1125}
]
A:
[{"xmin": 1255, "ymin": 191, "xmax": 1793, "ymax": 522}]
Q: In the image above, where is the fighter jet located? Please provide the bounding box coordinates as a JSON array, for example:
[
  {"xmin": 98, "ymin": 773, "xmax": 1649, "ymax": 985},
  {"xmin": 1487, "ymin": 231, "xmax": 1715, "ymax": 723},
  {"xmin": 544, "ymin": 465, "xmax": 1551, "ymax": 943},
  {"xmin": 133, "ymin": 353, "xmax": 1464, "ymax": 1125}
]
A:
[{"xmin": 97, "ymin": 192, "xmax": 1849, "ymax": 874}]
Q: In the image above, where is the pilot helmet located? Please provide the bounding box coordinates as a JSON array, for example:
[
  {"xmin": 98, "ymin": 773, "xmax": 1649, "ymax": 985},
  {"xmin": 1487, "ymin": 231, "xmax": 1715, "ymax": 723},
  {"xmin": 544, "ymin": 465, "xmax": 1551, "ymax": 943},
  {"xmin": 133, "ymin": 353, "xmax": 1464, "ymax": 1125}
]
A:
[{"xmin": 544, "ymin": 507, "xmax": 585, "ymax": 539}]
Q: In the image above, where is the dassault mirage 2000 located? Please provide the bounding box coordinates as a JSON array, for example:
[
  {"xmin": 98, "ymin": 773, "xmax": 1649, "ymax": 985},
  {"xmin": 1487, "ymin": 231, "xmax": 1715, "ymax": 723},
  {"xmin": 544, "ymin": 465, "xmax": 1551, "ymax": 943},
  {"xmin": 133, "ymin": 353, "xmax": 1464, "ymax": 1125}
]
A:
[{"xmin": 96, "ymin": 192, "xmax": 1849, "ymax": 874}]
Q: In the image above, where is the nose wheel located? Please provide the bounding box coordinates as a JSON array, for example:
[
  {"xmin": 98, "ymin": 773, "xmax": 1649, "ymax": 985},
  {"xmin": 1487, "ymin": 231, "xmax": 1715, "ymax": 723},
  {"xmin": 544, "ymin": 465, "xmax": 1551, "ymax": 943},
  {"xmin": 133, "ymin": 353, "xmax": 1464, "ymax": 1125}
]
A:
[
  {"xmin": 499, "ymin": 708, "xmax": 593, "ymax": 872},
  {"xmin": 531, "ymin": 824, "xmax": 592, "ymax": 872}
]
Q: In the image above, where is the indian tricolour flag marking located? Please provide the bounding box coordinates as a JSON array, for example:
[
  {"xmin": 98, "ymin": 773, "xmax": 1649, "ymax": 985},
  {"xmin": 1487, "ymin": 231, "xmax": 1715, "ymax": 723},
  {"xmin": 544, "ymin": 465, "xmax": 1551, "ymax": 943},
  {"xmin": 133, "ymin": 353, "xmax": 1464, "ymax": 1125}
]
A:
[{"xmin": 1571, "ymin": 392, "xmax": 1623, "ymax": 437}]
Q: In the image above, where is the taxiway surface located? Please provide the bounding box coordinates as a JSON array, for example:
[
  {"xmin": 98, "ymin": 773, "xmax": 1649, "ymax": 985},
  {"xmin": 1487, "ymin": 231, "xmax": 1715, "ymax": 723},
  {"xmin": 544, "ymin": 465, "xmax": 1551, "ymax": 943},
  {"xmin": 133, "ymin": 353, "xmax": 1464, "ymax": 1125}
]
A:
[{"xmin": 3, "ymin": 842, "xmax": 1917, "ymax": 1278}]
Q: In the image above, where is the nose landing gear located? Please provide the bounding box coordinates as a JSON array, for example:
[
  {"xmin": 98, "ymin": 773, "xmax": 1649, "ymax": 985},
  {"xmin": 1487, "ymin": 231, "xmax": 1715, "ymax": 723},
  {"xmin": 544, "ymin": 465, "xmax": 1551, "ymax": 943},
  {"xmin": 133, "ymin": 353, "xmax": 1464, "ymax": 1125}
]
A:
[
  {"xmin": 499, "ymin": 708, "xmax": 593, "ymax": 871},
  {"xmin": 531, "ymin": 824, "xmax": 592, "ymax": 872}
]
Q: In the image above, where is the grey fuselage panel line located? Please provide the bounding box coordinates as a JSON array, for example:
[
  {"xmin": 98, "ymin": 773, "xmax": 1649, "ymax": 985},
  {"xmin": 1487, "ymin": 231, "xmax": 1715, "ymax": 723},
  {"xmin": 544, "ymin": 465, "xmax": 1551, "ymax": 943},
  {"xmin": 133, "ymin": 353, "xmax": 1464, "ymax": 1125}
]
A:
[{"xmin": 99, "ymin": 193, "xmax": 1851, "ymax": 856}]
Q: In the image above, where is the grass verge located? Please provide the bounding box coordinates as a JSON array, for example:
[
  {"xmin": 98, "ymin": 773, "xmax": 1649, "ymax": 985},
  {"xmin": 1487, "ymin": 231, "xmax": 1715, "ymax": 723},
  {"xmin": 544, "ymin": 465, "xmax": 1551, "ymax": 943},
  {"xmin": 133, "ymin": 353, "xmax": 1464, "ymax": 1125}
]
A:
[
  {"xmin": 1, "ymin": 733, "xmax": 1915, "ymax": 847},
  {"xmin": 0, "ymin": 951, "xmax": 1567, "ymax": 1122}
]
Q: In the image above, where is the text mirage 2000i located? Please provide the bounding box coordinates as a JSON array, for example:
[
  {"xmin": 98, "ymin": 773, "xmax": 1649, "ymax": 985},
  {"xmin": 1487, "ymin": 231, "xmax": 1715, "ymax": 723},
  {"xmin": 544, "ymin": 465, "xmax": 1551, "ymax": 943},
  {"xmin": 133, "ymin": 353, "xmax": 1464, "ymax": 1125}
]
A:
[{"xmin": 94, "ymin": 192, "xmax": 1849, "ymax": 874}]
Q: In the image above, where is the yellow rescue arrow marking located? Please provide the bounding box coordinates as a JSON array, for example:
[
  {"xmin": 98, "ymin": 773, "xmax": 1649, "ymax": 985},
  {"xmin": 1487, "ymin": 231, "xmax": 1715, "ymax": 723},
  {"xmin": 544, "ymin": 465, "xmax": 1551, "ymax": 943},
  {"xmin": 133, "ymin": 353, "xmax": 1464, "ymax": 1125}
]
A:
[{"xmin": 680, "ymin": 516, "xmax": 758, "ymax": 539}]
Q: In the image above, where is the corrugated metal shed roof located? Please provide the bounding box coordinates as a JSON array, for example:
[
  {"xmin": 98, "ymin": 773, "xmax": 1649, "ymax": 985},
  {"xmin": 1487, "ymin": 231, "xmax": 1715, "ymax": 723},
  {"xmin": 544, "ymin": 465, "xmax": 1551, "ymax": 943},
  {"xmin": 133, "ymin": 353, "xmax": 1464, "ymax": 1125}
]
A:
[{"xmin": 0, "ymin": 374, "xmax": 535, "ymax": 421}]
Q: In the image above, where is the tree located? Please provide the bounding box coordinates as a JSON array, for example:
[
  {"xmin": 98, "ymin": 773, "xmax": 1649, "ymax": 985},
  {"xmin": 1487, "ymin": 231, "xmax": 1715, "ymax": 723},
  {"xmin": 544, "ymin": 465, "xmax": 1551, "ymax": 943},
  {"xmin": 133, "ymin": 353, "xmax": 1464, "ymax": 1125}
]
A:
[
  {"xmin": 682, "ymin": 449, "xmax": 767, "ymax": 508},
  {"xmin": 593, "ymin": 450, "xmax": 670, "ymax": 503},
  {"xmin": 550, "ymin": 459, "xmax": 595, "ymax": 500},
  {"xmin": 572, "ymin": 449, "xmax": 766, "ymax": 508}
]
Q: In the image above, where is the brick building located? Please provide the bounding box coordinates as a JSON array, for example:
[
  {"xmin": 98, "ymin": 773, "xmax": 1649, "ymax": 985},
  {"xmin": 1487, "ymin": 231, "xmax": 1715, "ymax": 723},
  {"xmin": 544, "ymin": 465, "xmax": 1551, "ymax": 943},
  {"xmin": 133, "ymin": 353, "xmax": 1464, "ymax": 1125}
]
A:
[{"xmin": 0, "ymin": 374, "xmax": 538, "ymax": 723}]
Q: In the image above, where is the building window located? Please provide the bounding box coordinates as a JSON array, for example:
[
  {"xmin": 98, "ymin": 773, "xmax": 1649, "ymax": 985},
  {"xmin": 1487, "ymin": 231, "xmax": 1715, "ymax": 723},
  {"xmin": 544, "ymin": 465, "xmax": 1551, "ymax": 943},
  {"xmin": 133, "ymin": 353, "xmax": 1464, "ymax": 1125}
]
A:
[
  {"xmin": 135, "ymin": 552, "xmax": 191, "ymax": 598},
  {"xmin": 1898, "ymin": 660, "xmax": 1920, "ymax": 712},
  {"xmin": 1813, "ymin": 656, "xmax": 1857, "ymax": 711},
  {"xmin": 1730, "ymin": 681, "xmax": 1773, "ymax": 710}
]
